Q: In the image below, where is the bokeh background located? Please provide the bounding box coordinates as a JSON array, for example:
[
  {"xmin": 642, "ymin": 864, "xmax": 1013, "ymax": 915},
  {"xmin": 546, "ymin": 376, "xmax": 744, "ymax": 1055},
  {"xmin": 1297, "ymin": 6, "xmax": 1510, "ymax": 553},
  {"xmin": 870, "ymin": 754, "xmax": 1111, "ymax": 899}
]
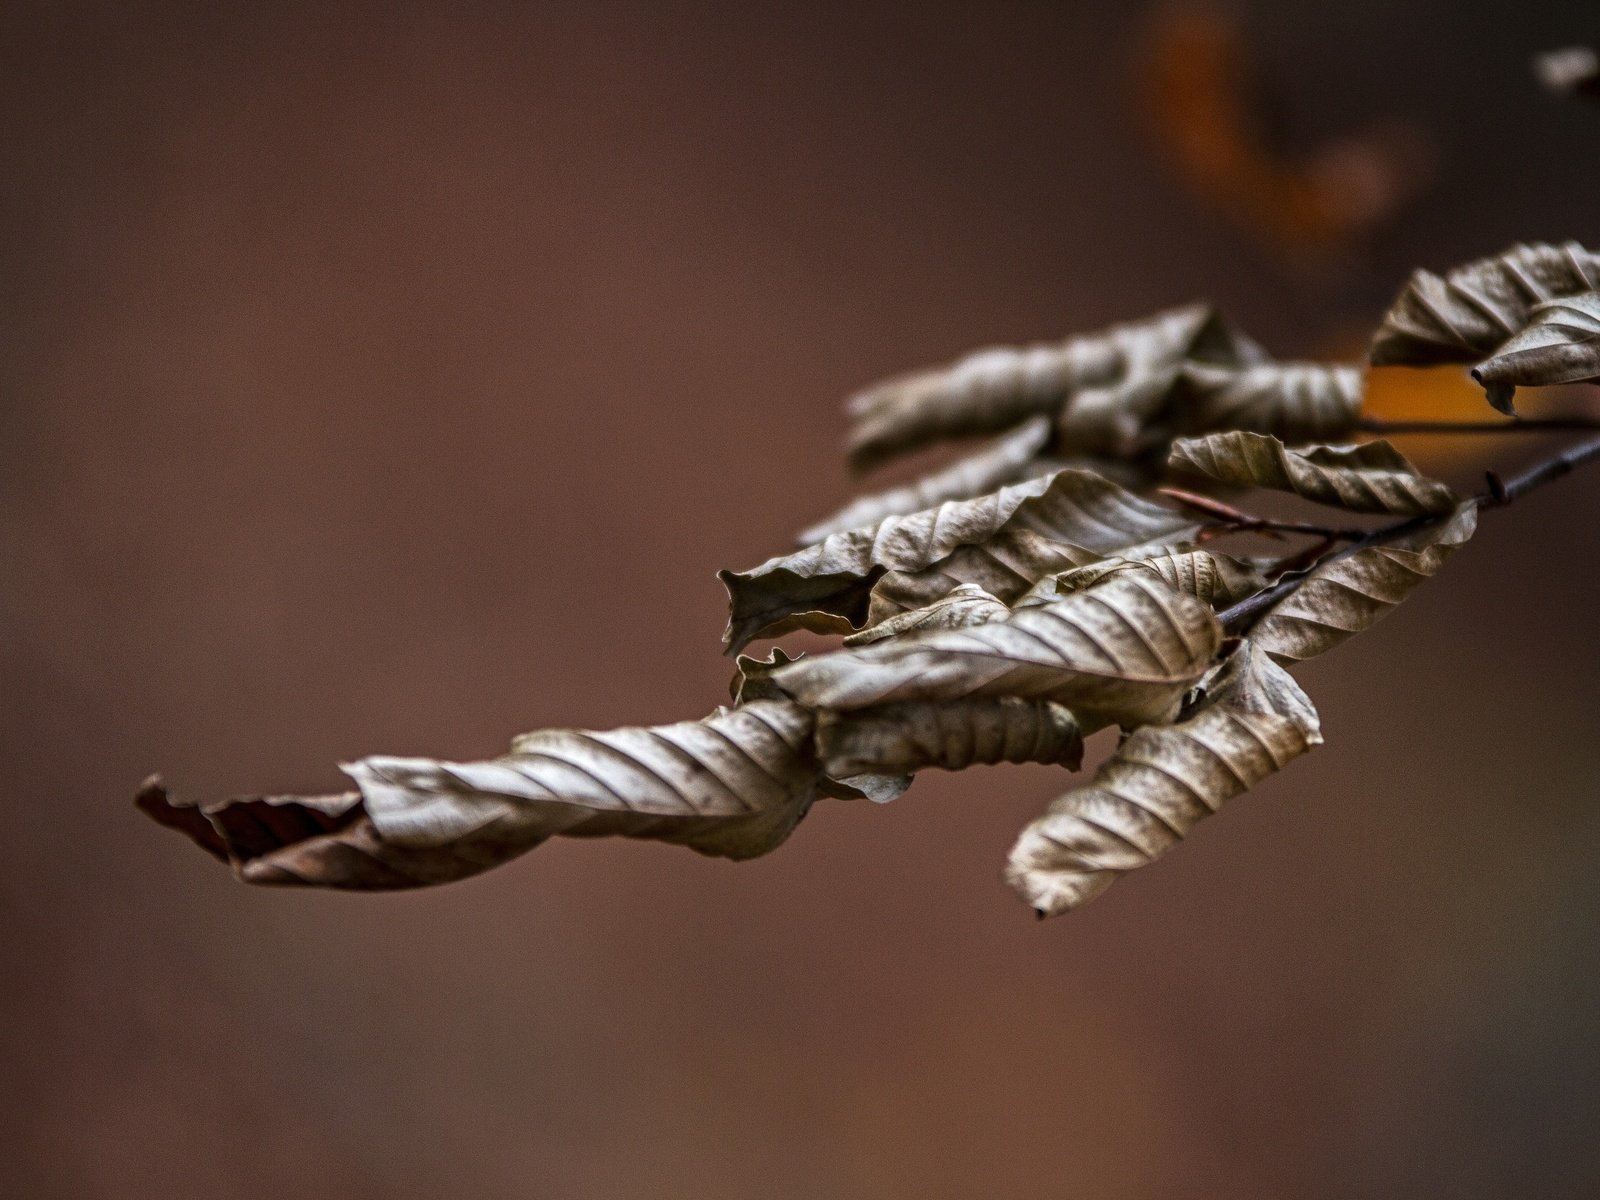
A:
[{"xmin": 5, "ymin": 2, "xmax": 1600, "ymax": 1197}]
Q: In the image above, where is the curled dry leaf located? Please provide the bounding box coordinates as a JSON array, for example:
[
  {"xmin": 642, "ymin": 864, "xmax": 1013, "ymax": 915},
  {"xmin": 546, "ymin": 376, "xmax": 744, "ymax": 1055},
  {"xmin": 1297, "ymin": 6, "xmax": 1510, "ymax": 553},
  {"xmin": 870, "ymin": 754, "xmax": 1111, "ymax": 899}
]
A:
[
  {"xmin": 722, "ymin": 468, "xmax": 1201, "ymax": 653},
  {"xmin": 843, "ymin": 583, "xmax": 1008, "ymax": 646},
  {"xmin": 1004, "ymin": 641, "xmax": 1321, "ymax": 917},
  {"xmin": 1471, "ymin": 291, "xmax": 1600, "ymax": 413},
  {"xmin": 1016, "ymin": 547, "xmax": 1267, "ymax": 610},
  {"xmin": 1174, "ymin": 361, "xmax": 1364, "ymax": 443},
  {"xmin": 774, "ymin": 574, "xmax": 1223, "ymax": 731},
  {"xmin": 1169, "ymin": 431, "xmax": 1458, "ymax": 516},
  {"xmin": 1246, "ymin": 503, "xmax": 1478, "ymax": 664},
  {"xmin": 844, "ymin": 304, "xmax": 1261, "ymax": 471},
  {"xmin": 1369, "ymin": 241, "xmax": 1600, "ymax": 369},
  {"xmin": 816, "ymin": 697, "xmax": 1083, "ymax": 779},
  {"xmin": 799, "ymin": 418, "xmax": 1053, "ymax": 545},
  {"xmin": 141, "ymin": 701, "xmax": 826, "ymax": 889}
]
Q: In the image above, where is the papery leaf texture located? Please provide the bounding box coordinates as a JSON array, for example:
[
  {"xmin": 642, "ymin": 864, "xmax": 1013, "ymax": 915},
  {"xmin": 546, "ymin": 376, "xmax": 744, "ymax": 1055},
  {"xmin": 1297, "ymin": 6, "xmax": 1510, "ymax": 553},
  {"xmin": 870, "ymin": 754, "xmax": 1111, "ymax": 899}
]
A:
[
  {"xmin": 1173, "ymin": 361, "xmax": 1364, "ymax": 443},
  {"xmin": 844, "ymin": 304, "xmax": 1261, "ymax": 470},
  {"xmin": 721, "ymin": 468, "xmax": 1200, "ymax": 653},
  {"xmin": 1016, "ymin": 547, "xmax": 1267, "ymax": 610},
  {"xmin": 773, "ymin": 574, "xmax": 1223, "ymax": 730},
  {"xmin": 1169, "ymin": 431, "xmax": 1459, "ymax": 516},
  {"xmin": 816, "ymin": 697, "xmax": 1084, "ymax": 779},
  {"xmin": 1471, "ymin": 291, "xmax": 1600, "ymax": 413},
  {"xmin": 1247, "ymin": 503, "xmax": 1478, "ymax": 664},
  {"xmin": 843, "ymin": 583, "xmax": 1009, "ymax": 646},
  {"xmin": 1369, "ymin": 241, "xmax": 1600, "ymax": 367},
  {"xmin": 140, "ymin": 700, "xmax": 825, "ymax": 890},
  {"xmin": 1004, "ymin": 641, "xmax": 1321, "ymax": 917}
]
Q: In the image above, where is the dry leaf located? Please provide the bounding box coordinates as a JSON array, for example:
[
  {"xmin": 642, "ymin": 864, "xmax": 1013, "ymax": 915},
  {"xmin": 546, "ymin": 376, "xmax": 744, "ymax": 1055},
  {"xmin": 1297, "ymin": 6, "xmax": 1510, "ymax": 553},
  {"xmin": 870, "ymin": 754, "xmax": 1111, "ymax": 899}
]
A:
[
  {"xmin": 1247, "ymin": 503, "xmax": 1478, "ymax": 664},
  {"xmin": 773, "ymin": 574, "xmax": 1223, "ymax": 731},
  {"xmin": 844, "ymin": 304, "xmax": 1260, "ymax": 471},
  {"xmin": 1004, "ymin": 640, "xmax": 1321, "ymax": 917},
  {"xmin": 1016, "ymin": 547, "xmax": 1267, "ymax": 610},
  {"xmin": 1173, "ymin": 361, "xmax": 1364, "ymax": 443},
  {"xmin": 1169, "ymin": 431, "xmax": 1459, "ymax": 516},
  {"xmin": 843, "ymin": 583, "xmax": 1009, "ymax": 646},
  {"xmin": 1369, "ymin": 241, "xmax": 1600, "ymax": 368},
  {"xmin": 722, "ymin": 468, "xmax": 1200, "ymax": 653},
  {"xmin": 1471, "ymin": 291, "xmax": 1600, "ymax": 413},
  {"xmin": 140, "ymin": 701, "xmax": 826, "ymax": 889},
  {"xmin": 799, "ymin": 418, "xmax": 1054, "ymax": 544},
  {"xmin": 816, "ymin": 697, "xmax": 1083, "ymax": 779}
]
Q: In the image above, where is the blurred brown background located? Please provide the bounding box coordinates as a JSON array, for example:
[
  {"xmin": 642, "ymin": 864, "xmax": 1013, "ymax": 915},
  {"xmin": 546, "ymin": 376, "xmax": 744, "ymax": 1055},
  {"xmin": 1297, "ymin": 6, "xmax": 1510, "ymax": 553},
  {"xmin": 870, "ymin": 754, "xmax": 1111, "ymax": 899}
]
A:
[{"xmin": 4, "ymin": 2, "xmax": 1600, "ymax": 1197}]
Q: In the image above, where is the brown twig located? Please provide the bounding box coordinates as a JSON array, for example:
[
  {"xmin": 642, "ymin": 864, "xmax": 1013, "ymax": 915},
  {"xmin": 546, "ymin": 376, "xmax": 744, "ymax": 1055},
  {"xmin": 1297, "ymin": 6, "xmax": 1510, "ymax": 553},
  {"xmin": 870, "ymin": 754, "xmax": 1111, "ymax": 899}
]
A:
[
  {"xmin": 1218, "ymin": 432, "xmax": 1600, "ymax": 633},
  {"xmin": 1159, "ymin": 487, "xmax": 1368, "ymax": 541},
  {"xmin": 1358, "ymin": 416, "xmax": 1600, "ymax": 435}
]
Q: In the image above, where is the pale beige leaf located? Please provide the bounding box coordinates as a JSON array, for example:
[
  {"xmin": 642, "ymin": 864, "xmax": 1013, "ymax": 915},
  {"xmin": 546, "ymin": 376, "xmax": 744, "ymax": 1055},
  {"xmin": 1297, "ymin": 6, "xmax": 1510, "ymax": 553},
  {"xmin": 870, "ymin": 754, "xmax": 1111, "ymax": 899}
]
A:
[
  {"xmin": 729, "ymin": 647, "xmax": 801, "ymax": 704},
  {"xmin": 816, "ymin": 697, "xmax": 1083, "ymax": 779},
  {"xmin": 1369, "ymin": 242, "xmax": 1600, "ymax": 367},
  {"xmin": 1471, "ymin": 291, "xmax": 1600, "ymax": 413},
  {"xmin": 139, "ymin": 701, "xmax": 824, "ymax": 889},
  {"xmin": 845, "ymin": 304, "xmax": 1261, "ymax": 471},
  {"xmin": 722, "ymin": 468, "xmax": 1200, "ymax": 653},
  {"xmin": 863, "ymin": 530, "xmax": 1109, "ymax": 625},
  {"xmin": 799, "ymin": 418, "xmax": 1054, "ymax": 544},
  {"xmin": 1005, "ymin": 641, "xmax": 1321, "ymax": 917},
  {"xmin": 1173, "ymin": 361, "xmax": 1364, "ymax": 443},
  {"xmin": 843, "ymin": 583, "xmax": 1009, "ymax": 646},
  {"xmin": 1247, "ymin": 503, "xmax": 1478, "ymax": 664},
  {"xmin": 1017, "ymin": 547, "xmax": 1267, "ymax": 610},
  {"xmin": 774, "ymin": 574, "xmax": 1223, "ymax": 730},
  {"xmin": 1169, "ymin": 431, "xmax": 1458, "ymax": 516}
]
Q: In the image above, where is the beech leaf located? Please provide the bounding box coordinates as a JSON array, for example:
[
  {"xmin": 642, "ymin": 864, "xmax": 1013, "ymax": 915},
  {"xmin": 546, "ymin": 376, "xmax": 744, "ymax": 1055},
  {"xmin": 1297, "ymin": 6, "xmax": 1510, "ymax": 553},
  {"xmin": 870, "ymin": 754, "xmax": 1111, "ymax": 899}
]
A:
[
  {"xmin": 1247, "ymin": 503, "xmax": 1478, "ymax": 664},
  {"xmin": 1005, "ymin": 641, "xmax": 1322, "ymax": 917},
  {"xmin": 1369, "ymin": 241, "xmax": 1600, "ymax": 367},
  {"xmin": 721, "ymin": 468, "xmax": 1201, "ymax": 653},
  {"xmin": 816, "ymin": 697, "xmax": 1083, "ymax": 779},
  {"xmin": 141, "ymin": 701, "xmax": 826, "ymax": 889},
  {"xmin": 773, "ymin": 574, "xmax": 1223, "ymax": 730},
  {"xmin": 1471, "ymin": 291, "xmax": 1600, "ymax": 414},
  {"xmin": 1173, "ymin": 361, "xmax": 1364, "ymax": 443},
  {"xmin": 843, "ymin": 582, "xmax": 1009, "ymax": 646},
  {"xmin": 844, "ymin": 304, "xmax": 1262, "ymax": 471},
  {"xmin": 1016, "ymin": 547, "xmax": 1267, "ymax": 610},
  {"xmin": 1169, "ymin": 431, "xmax": 1459, "ymax": 516}
]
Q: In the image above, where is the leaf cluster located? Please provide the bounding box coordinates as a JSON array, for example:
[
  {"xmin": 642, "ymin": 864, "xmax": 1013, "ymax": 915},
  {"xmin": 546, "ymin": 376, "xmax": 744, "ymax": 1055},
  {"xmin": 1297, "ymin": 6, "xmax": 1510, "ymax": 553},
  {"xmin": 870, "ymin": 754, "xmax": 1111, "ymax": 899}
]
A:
[{"xmin": 140, "ymin": 234, "xmax": 1600, "ymax": 918}]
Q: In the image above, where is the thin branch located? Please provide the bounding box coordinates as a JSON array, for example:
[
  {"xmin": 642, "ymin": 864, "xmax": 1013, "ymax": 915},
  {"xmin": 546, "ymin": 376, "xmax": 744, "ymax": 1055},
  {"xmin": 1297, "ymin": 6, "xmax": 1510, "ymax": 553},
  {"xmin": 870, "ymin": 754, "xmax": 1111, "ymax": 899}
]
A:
[
  {"xmin": 1358, "ymin": 416, "xmax": 1600, "ymax": 435},
  {"xmin": 1219, "ymin": 433, "xmax": 1600, "ymax": 632},
  {"xmin": 1158, "ymin": 487, "xmax": 1369, "ymax": 541}
]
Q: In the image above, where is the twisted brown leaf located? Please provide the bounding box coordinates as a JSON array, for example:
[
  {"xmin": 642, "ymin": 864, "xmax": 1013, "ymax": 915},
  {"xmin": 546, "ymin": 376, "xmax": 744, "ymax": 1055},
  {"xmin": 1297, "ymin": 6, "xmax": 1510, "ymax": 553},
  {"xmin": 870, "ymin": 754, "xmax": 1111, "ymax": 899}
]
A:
[
  {"xmin": 1016, "ymin": 547, "xmax": 1267, "ymax": 610},
  {"xmin": 774, "ymin": 574, "xmax": 1223, "ymax": 730},
  {"xmin": 1170, "ymin": 431, "xmax": 1458, "ymax": 516},
  {"xmin": 1173, "ymin": 361, "xmax": 1364, "ymax": 443},
  {"xmin": 1247, "ymin": 503, "xmax": 1478, "ymax": 664},
  {"xmin": 1369, "ymin": 241, "xmax": 1600, "ymax": 369},
  {"xmin": 843, "ymin": 583, "xmax": 1009, "ymax": 646},
  {"xmin": 1004, "ymin": 641, "xmax": 1321, "ymax": 917},
  {"xmin": 799, "ymin": 418, "xmax": 1054, "ymax": 544},
  {"xmin": 816, "ymin": 697, "xmax": 1083, "ymax": 779},
  {"xmin": 844, "ymin": 304, "xmax": 1261, "ymax": 471},
  {"xmin": 1471, "ymin": 291, "xmax": 1600, "ymax": 413},
  {"xmin": 140, "ymin": 700, "xmax": 825, "ymax": 889},
  {"xmin": 722, "ymin": 468, "xmax": 1200, "ymax": 653}
]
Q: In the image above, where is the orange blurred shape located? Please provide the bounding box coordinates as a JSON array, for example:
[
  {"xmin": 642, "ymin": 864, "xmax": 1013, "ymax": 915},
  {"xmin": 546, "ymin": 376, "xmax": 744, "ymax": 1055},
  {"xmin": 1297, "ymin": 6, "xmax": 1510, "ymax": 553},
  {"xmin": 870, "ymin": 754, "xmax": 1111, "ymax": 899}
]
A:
[{"xmin": 1138, "ymin": 1, "xmax": 1430, "ymax": 261}]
